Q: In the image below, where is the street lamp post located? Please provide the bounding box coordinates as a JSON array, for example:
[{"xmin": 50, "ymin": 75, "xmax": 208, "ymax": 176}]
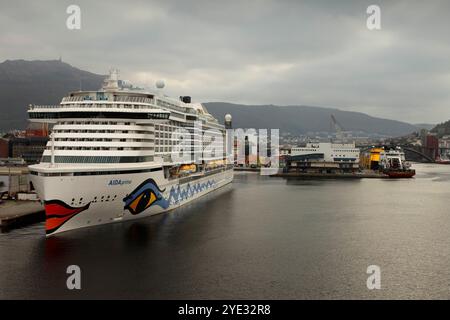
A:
[{"xmin": 8, "ymin": 165, "xmax": 11, "ymax": 198}]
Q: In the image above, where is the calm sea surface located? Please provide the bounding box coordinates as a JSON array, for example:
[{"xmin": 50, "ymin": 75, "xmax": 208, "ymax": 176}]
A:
[{"xmin": 1, "ymin": 163, "xmax": 450, "ymax": 299}]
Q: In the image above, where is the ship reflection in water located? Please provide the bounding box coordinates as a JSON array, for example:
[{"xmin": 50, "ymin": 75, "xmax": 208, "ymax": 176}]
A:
[{"xmin": 1, "ymin": 163, "xmax": 450, "ymax": 299}]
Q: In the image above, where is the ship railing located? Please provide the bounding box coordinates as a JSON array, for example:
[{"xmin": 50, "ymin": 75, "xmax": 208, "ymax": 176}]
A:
[
  {"xmin": 28, "ymin": 105, "xmax": 60, "ymax": 110},
  {"xmin": 30, "ymin": 99, "xmax": 197, "ymax": 114},
  {"xmin": 30, "ymin": 103, "xmax": 163, "ymax": 111},
  {"xmin": 156, "ymin": 100, "xmax": 197, "ymax": 115}
]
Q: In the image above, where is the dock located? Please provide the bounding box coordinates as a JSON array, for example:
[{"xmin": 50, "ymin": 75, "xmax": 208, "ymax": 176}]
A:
[
  {"xmin": 271, "ymin": 170, "xmax": 388, "ymax": 179},
  {"xmin": 0, "ymin": 200, "xmax": 44, "ymax": 230},
  {"xmin": 233, "ymin": 167, "xmax": 260, "ymax": 172},
  {"xmin": 233, "ymin": 166, "xmax": 389, "ymax": 179}
]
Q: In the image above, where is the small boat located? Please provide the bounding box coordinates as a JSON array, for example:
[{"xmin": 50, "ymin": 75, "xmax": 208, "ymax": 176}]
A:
[
  {"xmin": 380, "ymin": 147, "xmax": 416, "ymax": 178},
  {"xmin": 435, "ymin": 155, "xmax": 450, "ymax": 164}
]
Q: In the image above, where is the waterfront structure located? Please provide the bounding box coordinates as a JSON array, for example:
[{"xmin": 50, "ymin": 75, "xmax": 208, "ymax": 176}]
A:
[
  {"xmin": 423, "ymin": 133, "xmax": 439, "ymax": 160},
  {"xmin": 291, "ymin": 142, "xmax": 360, "ymax": 163},
  {"xmin": 284, "ymin": 142, "xmax": 360, "ymax": 174},
  {"xmin": 0, "ymin": 138, "xmax": 8, "ymax": 158},
  {"xmin": 8, "ymin": 136, "xmax": 48, "ymax": 164},
  {"xmin": 279, "ymin": 146, "xmax": 292, "ymax": 156},
  {"xmin": 279, "ymin": 146, "xmax": 292, "ymax": 167},
  {"xmin": 27, "ymin": 70, "xmax": 233, "ymax": 235},
  {"xmin": 0, "ymin": 166, "xmax": 31, "ymax": 197},
  {"xmin": 1, "ymin": 125, "xmax": 49, "ymax": 164},
  {"xmin": 437, "ymin": 135, "xmax": 450, "ymax": 162}
]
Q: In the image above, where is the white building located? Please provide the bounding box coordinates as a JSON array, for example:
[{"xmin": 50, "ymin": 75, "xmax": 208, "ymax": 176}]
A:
[{"xmin": 291, "ymin": 142, "xmax": 360, "ymax": 163}]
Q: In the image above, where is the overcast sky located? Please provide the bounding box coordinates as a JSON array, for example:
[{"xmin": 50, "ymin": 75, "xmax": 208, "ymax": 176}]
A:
[{"xmin": 1, "ymin": 0, "xmax": 450, "ymax": 124}]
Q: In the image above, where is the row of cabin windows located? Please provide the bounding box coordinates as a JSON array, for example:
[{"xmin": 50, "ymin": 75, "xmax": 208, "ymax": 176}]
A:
[
  {"xmin": 154, "ymin": 122, "xmax": 219, "ymax": 133},
  {"xmin": 155, "ymin": 146, "xmax": 202, "ymax": 153},
  {"xmin": 54, "ymin": 138, "xmax": 154, "ymax": 143},
  {"xmin": 47, "ymin": 146, "xmax": 154, "ymax": 151},
  {"xmin": 154, "ymin": 139, "xmax": 203, "ymax": 147},
  {"xmin": 156, "ymin": 100, "xmax": 190, "ymax": 113},
  {"xmin": 40, "ymin": 155, "xmax": 154, "ymax": 163},
  {"xmin": 331, "ymin": 155, "xmax": 359, "ymax": 158},
  {"xmin": 30, "ymin": 111, "xmax": 169, "ymax": 119},
  {"xmin": 333, "ymin": 149, "xmax": 359, "ymax": 153},
  {"xmin": 30, "ymin": 167, "xmax": 163, "ymax": 177},
  {"xmin": 112, "ymin": 96, "xmax": 153, "ymax": 103},
  {"xmin": 292, "ymin": 148, "xmax": 358, "ymax": 153},
  {"xmin": 60, "ymin": 103, "xmax": 156, "ymax": 109},
  {"xmin": 155, "ymin": 139, "xmax": 175, "ymax": 145},
  {"xmin": 59, "ymin": 121, "xmax": 134, "ymax": 125},
  {"xmin": 54, "ymin": 129, "xmax": 130, "ymax": 134},
  {"xmin": 62, "ymin": 96, "xmax": 153, "ymax": 103}
]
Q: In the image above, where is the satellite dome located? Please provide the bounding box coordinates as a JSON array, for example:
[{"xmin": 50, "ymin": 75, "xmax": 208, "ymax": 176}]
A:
[
  {"xmin": 225, "ymin": 114, "xmax": 232, "ymax": 122},
  {"xmin": 155, "ymin": 80, "xmax": 165, "ymax": 89}
]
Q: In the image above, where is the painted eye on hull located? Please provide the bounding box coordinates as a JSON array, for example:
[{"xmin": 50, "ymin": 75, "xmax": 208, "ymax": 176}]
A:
[
  {"xmin": 127, "ymin": 189, "xmax": 157, "ymax": 215},
  {"xmin": 123, "ymin": 178, "xmax": 170, "ymax": 214}
]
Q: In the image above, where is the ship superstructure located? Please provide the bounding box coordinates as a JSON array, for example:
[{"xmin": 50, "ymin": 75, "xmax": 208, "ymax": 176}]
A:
[{"xmin": 28, "ymin": 70, "xmax": 233, "ymax": 235}]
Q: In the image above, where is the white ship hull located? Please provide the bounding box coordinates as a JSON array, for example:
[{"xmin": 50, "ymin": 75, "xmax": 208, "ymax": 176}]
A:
[{"xmin": 30, "ymin": 167, "xmax": 233, "ymax": 236}]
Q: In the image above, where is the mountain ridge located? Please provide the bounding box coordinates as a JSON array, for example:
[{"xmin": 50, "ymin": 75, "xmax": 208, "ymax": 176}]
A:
[
  {"xmin": 203, "ymin": 102, "xmax": 418, "ymax": 136},
  {"xmin": 0, "ymin": 59, "xmax": 420, "ymax": 136},
  {"xmin": 0, "ymin": 59, "xmax": 105, "ymax": 130}
]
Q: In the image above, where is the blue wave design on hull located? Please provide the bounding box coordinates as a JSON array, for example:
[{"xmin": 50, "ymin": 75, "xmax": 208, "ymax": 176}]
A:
[
  {"xmin": 167, "ymin": 180, "xmax": 216, "ymax": 205},
  {"xmin": 123, "ymin": 178, "xmax": 217, "ymax": 215}
]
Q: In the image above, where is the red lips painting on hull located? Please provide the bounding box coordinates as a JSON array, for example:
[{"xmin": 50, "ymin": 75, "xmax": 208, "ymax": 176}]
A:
[{"xmin": 44, "ymin": 200, "xmax": 90, "ymax": 235}]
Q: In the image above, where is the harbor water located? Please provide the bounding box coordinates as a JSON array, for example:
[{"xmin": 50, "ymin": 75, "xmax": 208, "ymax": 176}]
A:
[{"xmin": 0, "ymin": 163, "xmax": 449, "ymax": 299}]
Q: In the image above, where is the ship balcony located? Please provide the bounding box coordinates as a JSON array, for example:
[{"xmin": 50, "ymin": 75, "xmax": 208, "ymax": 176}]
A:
[{"xmin": 28, "ymin": 109, "xmax": 171, "ymax": 121}]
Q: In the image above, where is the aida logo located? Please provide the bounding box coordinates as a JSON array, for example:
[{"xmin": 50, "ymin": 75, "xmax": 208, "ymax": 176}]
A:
[{"xmin": 108, "ymin": 179, "xmax": 132, "ymax": 186}]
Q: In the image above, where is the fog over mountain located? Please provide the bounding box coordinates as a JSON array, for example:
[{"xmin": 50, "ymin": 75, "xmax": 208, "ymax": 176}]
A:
[{"xmin": 0, "ymin": 59, "xmax": 420, "ymax": 136}]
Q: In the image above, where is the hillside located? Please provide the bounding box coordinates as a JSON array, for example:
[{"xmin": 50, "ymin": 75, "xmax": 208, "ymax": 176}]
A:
[
  {"xmin": 204, "ymin": 102, "xmax": 418, "ymax": 136},
  {"xmin": 431, "ymin": 120, "xmax": 450, "ymax": 137},
  {"xmin": 0, "ymin": 59, "xmax": 104, "ymax": 130},
  {"xmin": 0, "ymin": 59, "xmax": 419, "ymax": 136}
]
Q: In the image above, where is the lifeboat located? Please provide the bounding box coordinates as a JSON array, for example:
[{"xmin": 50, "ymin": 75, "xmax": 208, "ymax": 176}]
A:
[{"xmin": 179, "ymin": 164, "xmax": 196, "ymax": 173}]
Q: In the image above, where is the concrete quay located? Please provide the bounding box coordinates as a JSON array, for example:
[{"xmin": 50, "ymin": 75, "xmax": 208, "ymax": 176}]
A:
[{"xmin": 0, "ymin": 200, "xmax": 44, "ymax": 230}]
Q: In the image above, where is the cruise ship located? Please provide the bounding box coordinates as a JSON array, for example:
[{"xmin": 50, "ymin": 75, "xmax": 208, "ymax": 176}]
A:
[{"xmin": 28, "ymin": 70, "xmax": 234, "ymax": 235}]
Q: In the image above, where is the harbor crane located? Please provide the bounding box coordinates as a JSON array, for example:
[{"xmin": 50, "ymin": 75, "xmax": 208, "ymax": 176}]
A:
[{"xmin": 331, "ymin": 114, "xmax": 346, "ymax": 142}]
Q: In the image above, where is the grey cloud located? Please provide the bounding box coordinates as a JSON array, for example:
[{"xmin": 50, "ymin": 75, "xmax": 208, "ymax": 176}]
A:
[{"xmin": 1, "ymin": 0, "xmax": 450, "ymax": 123}]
